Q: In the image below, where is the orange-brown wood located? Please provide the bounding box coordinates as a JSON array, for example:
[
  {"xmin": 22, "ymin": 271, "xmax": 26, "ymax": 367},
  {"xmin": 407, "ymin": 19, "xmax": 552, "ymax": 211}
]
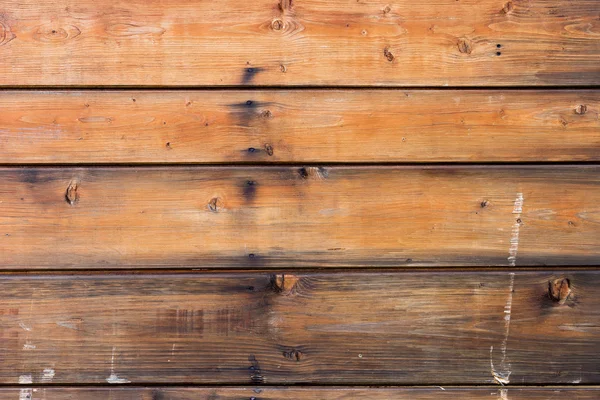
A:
[
  {"xmin": 4, "ymin": 387, "xmax": 599, "ymax": 399},
  {"xmin": 1, "ymin": 166, "xmax": 599, "ymax": 269},
  {"xmin": 0, "ymin": 90, "xmax": 598, "ymax": 163},
  {"xmin": 0, "ymin": 0, "xmax": 598, "ymax": 86},
  {"xmin": 0, "ymin": 271, "xmax": 596, "ymax": 384}
]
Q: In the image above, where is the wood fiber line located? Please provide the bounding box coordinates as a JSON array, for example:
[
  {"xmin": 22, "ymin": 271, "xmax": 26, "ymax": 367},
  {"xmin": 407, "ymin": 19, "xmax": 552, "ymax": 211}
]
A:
[
  {"xmin": 0, "ymin": 90, "xmax": 598, "ymax": 163},
  {"xmin": 0, "ymin": 271, "xmax": 596, "ymax": 384},
  {"xmin": 0, "ymin": 0, "xmax": 597, "ymax": 86},
  {"xmin": 1, "ymin": 166, "xmax": 599, "ymax": 269}
]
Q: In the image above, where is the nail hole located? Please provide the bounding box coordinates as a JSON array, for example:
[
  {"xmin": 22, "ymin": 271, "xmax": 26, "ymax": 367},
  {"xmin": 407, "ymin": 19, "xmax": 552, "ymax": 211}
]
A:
[
  {"xmin": 496, "ymin": 44, "xmax": 502, "ymax": 48},
  {"xmin": 496, "ymin": 51, "xmax": 502, "ymax": 56}
]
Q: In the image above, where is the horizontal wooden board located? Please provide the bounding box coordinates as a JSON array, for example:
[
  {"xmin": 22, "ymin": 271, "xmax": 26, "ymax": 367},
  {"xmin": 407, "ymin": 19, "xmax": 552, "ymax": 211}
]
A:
[
  {"xmin": 0, "ymin": 271, "xmax": 598, "ymax": 384},
  {"xmin": 0, "ymin": 0, "xmax": 598, "ymax": 86},
  {"xmin": 2, "ymin": 166, "xmax": 600, "ymax": 269},
  {"xmin": 1, "ymin": 90, "xmax": 599, "ymax": 163},
  {"xmin": 5, "ymin": 387, "xmax": 600, "ymax": 399}
]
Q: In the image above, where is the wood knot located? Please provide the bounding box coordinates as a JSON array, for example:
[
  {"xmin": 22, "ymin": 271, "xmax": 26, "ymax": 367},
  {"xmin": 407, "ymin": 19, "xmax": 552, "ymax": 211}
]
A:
[
  {"xmin": 457, "ymin": 38, "xmax": 472, "ymax": 54},
  {"xmin": 383, "ymin": 5, "xmax": 392, "ymax": 14},
  {"xmin": 271, "ymin": 19, "xmax": 284, "ymax": 31},
  {"xmin": 65, "ymin": 181, "xmax": 79, "ymax": 205},
  {"xmin": 574, "ymin": 105, "xmax": 587, "ymax": 115},
  {"xmin": 261, "ymin": 110, "xmax": 272, "ymax": 119},
  {"xmin": 208, "ymin": 197, "xmax": 220, "ymax": 212},
  {"xmin": 280, "ymin": 64, "xmax": 287, "ymax": 73},
  {"xmin": 480, "ymin": 200, "xmax": 489, "ymax": 208},
  {"xmin": 34, "ymin": 24, "xmax": 81, "ymax": 43},
  {"xmin": 264, "ymin": 144, "xmax": 274, "ymax": 156},
  {"xmin": 549, "ymin": 278, "xmax": 571, "ymax": 305},
  {"xmin": 298, "ymin": 167, "xmax": 328, "ymax": 180},
  {"xmin": 383, "ymin": 47, "xmax": 395, "ymax": 62},
  {"xmin": 271, "ymin": 274, "xmax": 300, "ymax": 295},
  {"xmin": 502, "ymin": 1, "xmax": 514, "ymax": 13},
  {"xmin": 283, "ymin": 349, "xmax": 303, "ymax": 361},
  {"xmin": 0, "ymin": 21, "xmax": 16, "ymax": 46}
]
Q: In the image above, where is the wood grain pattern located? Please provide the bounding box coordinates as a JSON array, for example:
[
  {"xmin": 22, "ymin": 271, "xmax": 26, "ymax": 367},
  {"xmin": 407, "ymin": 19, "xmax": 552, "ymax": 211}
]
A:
[
  {"xmin": 0, "ymin": 0, "xmax": 598, "ymax": 86},
  {"xmin": 4, "ymin": 387, "xmax": 600, "ymax": 399},
  {"xmin": 1, "ymin": 166, "xmax": 599, "ymax": 269},
  {"xmin": 1, "ymin": 90, "xmax": 598, "ymax": 163},
  {"xmin": 0, "ymin": 271, "xmax": 597, "ymax": 384}
]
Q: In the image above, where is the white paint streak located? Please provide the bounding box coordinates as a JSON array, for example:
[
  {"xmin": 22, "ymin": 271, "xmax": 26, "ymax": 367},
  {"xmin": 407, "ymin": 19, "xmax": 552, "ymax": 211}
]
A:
[
  {"xmin": 499, "ymin": 389, "xmax": 509, "ymax": 400},
  {"xmin": 490, "ymin": 273, "xmax": 515, "ymax": 385},
  {"xmin": 508, "ymin": 193, "xmax": 523, "ymax": 267},
  {"xmin": 22, "ymin": 342, "xmax": 36, "ymax": 350},
  {"xmin": 41, "ymin": 368, "xmax": 54, "ymax": 383},
  {"xmin": 18, "ymin": 322, "xmax": 31, "ymax": 332},
  {"xmin": 106, "ymin": 373, "xmax": 131, "ymax": 384},
  {"xmin": 18, "ymin": 375, "xmax": 32, "ymax": 384},
  {"xmin": 106, "ymin": 346, "xmax": 130, "ymax": 384},
  {"xmin": 19, "ymin": 389, "xmax": 32, "ymax": 400}
]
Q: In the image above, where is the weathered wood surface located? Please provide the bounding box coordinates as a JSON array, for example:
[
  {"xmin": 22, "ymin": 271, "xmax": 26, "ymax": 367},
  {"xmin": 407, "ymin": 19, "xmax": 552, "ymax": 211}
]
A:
[
  {"xmin": 0, "ymin": 0, "xmax": 598, "ymax": 86},
  {"xmin": 0, "ymin": 90, "xmax": 598, "ymax": 163},
  {"xmin": 5, "ymin": 387, "xmax": 600, "ymax": 399},
  {"xmin": 0, "ymin": 271, "xmax": 597, "ymax": 384},
  {"xmin": 1, "ymin": 166, "xmax": 599, "ymax": 269}
]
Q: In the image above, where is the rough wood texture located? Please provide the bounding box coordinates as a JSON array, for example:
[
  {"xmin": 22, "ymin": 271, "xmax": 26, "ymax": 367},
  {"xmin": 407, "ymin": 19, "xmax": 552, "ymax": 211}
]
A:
[
  {"xmin": 0, "ymin": 90, "xmax": 598, "ymax": 163},
  {"xmin": 5, "ymin": 387, "xmax": 600, "ymax": 399},
  {"xmin": 0, "ymin": 0, "xmax": 598, "ymax": 86},
  {"xmin": 1, "ymin": 166, "xmax": 599, "ymax": 269},
  {"xmin": 0, "ymin": 271, "xmax": 597, "ymax": 384}
]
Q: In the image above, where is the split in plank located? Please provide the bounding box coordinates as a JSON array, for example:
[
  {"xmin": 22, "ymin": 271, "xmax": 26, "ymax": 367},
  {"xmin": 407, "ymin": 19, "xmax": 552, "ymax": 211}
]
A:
[
  {"xmin": 5, "ymin": 387, "xmax": 600, "ymax": 399},
  {"xmin": 0, "ymin": 90, "xmax": 598, "ymax": 163},
  {"xmin": 0, "ymin": 271, "xmax": 597, "ymax": 384},
  {"xmin": 0, "ymin": 0, "xmax": 598, "ymax": 86}
]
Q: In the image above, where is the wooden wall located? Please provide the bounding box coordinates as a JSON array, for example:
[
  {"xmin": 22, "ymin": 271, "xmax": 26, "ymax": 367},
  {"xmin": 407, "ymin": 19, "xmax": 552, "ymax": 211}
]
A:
[{"xmin": 0, "ymin": 0, "xmax": 598, "ymax": 398}]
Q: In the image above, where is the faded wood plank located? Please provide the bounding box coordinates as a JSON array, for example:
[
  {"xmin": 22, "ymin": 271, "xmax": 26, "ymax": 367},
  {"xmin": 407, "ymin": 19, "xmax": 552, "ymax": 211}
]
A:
[
  {"xmin": 0, "ymin": 90, "xmax": 598, "ymax": 163},
  {"xmin": 0, "ymin": 0, "xmax": 598, "ymax": 86},
  {"xmin": 0, "ymin": 271, "xmax": 597, "ymax": 384},
  {"xmin": 2, "ymin": 166, "xmax": 599, "ymax": 269},
  {"xmin": 4, "ymin": 387, "xmax": 600, "ymax": 399}
]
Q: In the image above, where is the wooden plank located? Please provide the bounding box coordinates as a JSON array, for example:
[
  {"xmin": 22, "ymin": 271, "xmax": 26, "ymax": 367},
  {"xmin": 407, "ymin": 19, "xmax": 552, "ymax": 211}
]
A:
[
  {"xmin": 0, "ymin": 0, "xmax": 598, "ymax": 86},
  {"xmin": 0, "ymin": 271, "xmax": 598, "ymax": 384},
  {"xmin": 2, "ymin": 166, "xmax": 599, "ymax": 269},
  {"xmin": 4, "ymin": 387, "xmax": 600, "ymax": 399},
  {"xmin": 1, "ymin": 90, "xmax": 599, "ymax": 163}
]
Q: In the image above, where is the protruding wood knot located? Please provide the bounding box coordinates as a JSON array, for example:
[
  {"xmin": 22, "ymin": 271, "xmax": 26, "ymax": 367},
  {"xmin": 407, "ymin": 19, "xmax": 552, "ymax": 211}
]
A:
[
  {"xmin": 271, "ymin": 19, "xmax": 284, "ymax": 31},
  {"xmin": 383, "ymin": 47, "xmax": 395, "ymax": 62},
  {"xmin": 65, "ymin": 181, "xmax": 79, "ymax": 205},
  {"xmin": 549, "ymin": 278, "xmax": 571, "ymax": 305},
  {"xmin": 298, "ymin": 167, "xmax": 328, "ymax": 180},
  {"xmin": 208, "ymin": 197, "xmax": 220, "ymax": 212},
  {"xmin": 574, "ymin": 105, "xmax": 587, "ymax": 115},
  {"xmin": 457, "ymin": 38, "xmax": 472, "ymax": 54},
  {"xmin": 264, "ymin": 144, "xmax": 274, "ymax": 156},
  {"xmin": 480, "ymin": 200, "xmax": 489, "ymax": 208},
  {"xmin": 502, "ymin": 1, "xmax": 514, "ymax": 13},
  {"xmin": 0, "ymin": 21, "xmax": 16, "ymax": 46},
  {"xmin": 283, "ymin": 348, "xmax": 303, "ymax": 361},
  {"xmin": 271, "ymin": 274, "xmax": 300, "ymax": 295}
]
